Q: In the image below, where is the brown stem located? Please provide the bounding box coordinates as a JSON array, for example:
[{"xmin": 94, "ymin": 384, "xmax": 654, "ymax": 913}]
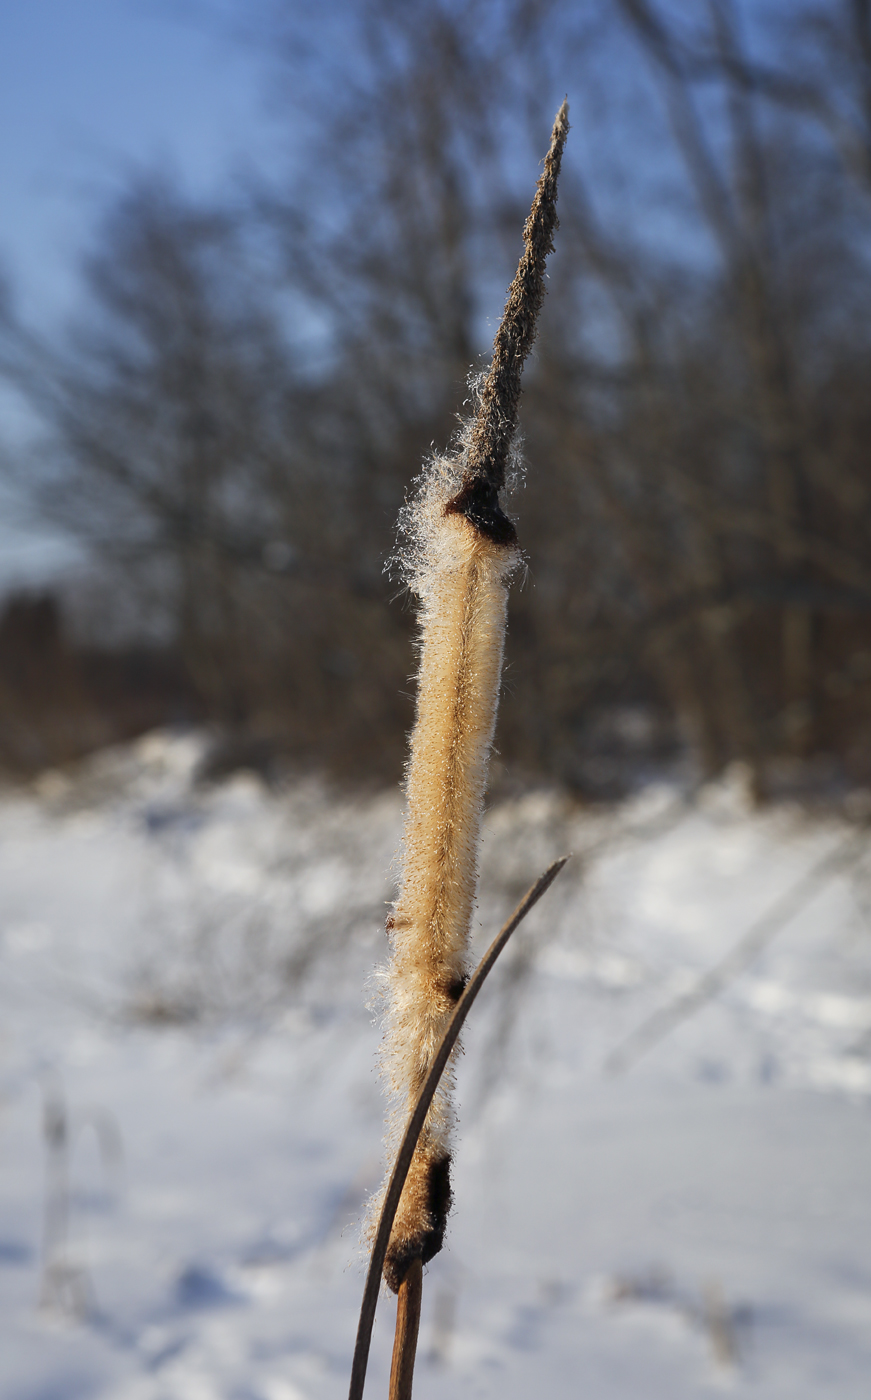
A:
[
  {"xmin": 348, "ymin": 856, "xmax": 568, "ymax": 1400},
  {"xmin": 388, "ymin": 1257, "xmax": 423, "ymax": 1400}
]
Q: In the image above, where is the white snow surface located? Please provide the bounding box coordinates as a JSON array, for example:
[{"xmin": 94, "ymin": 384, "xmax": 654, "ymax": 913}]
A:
[{"xmin": 1, "ymin": 731, "xmax": 871, "ymax": 1399}]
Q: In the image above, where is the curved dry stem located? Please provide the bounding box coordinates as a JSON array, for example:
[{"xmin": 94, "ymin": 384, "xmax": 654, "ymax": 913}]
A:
[
  {"xmin": 348, "ymin": 856, "xmax": 568, "ymax": 1400},
  {"xmin": 605, "ymin": 827, "xmax": 868, "ymax": 1075}
]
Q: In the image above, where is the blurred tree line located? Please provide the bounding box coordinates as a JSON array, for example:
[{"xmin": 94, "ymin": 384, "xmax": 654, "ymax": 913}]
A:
[{"xmin": 3, "ymin": 0, "xmax": 871, "ymax": 795}]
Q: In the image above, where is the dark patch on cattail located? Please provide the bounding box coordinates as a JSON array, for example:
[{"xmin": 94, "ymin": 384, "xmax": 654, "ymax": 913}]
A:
[
  {"xmin": 384, "ymin": 1241, "xmax": 418, "ymax": 1296},
  {"xmin": 444, "ymin": 479, "xmax": 518, "ymax": 545},
  {"xmin": 383, "ymin": 1154, "xmax": 453, "ymax": 1295},
  {"xmin": 446, "ymin": 974, "xmax": 468, "ymax": 1004},
  {"xmin": 423, "ymin": 1154, "xmax": 452, "ymax": 1258}
]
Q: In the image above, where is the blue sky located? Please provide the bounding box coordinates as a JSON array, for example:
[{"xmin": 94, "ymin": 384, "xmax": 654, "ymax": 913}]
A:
[
  {"xmin": 0, "ymin": 1, "xmax": 279, "ymax": 329},
  {"xmin": 0, "ymin": 0, "xmax": 793, "ymax": 589},
  {"xmin": 0, "ymin": 0, "xmax": 282, "ymax": 585}
]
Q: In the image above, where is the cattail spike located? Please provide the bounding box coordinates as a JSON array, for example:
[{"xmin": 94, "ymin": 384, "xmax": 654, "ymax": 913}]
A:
[
  {"xmin": 446, "ymin": 98, "xmax": 569, "ymax": 542},
  {"xmin": 372, "ymin": 102, "xmax": 569, "ymax": 1298}
]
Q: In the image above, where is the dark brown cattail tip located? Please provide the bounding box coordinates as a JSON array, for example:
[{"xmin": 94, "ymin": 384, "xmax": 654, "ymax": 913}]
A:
[
  {"xmin": 383, "ymin": 1155, "xmax": 453, "ymax": 1294},
  {"xmin": 444, "ymin": 479, "xmax": 519, "ymax": 545},
  {"xmin": 459, "ymin": 99, "xmax": 569, "ymax": 508}
]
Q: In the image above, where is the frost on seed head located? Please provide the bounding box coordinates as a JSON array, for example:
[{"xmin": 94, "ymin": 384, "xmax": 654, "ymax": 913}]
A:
[{"xmin": 389, "ymin": 372, "xmax": 526, "ymax": 598}]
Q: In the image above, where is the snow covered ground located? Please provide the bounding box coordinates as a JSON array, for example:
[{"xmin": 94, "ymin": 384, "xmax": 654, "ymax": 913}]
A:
[{"xmin": 1, "ymin": 731, "xmax": 870, "ymax": 1399}]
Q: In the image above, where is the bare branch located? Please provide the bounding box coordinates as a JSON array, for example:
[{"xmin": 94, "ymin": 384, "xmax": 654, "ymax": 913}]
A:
[{"xmin": 605, "ymin": 829, "xmax": 868, "ymax": 1075}]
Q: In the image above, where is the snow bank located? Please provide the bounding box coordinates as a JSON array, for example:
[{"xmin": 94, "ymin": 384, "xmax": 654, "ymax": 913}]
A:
[{"xmin": 1, "ymin": 733, "xmax": 870, "ymax": 1397}]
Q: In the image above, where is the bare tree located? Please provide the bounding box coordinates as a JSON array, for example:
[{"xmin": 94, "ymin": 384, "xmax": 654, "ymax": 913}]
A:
[{"xmin": 3, "ymin": 0, "xmax": 871, "ymax": 791}]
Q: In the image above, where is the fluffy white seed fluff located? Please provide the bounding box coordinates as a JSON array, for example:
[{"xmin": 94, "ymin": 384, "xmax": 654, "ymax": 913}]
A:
[{"xmin": 373, "ymin": 458, "xmax": 520, "ymax": 1288}]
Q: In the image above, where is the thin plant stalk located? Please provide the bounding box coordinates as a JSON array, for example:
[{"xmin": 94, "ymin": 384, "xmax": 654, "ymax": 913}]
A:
[{"xmin": 349, "ymin": 857, "xmax": 568, "ymax": 1400}]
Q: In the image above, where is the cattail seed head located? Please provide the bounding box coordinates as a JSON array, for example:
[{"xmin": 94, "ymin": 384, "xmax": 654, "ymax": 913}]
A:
[{"xmin": 373, "ymin": 100, "xmax": 569, "ymax": 1293}]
